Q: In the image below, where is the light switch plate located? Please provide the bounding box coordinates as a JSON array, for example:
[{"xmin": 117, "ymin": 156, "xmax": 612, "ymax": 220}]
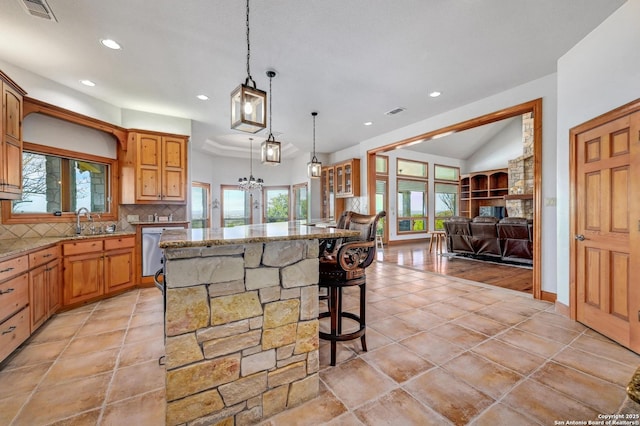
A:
[{"xmin": 127, "ymin": 214, "xmax": 139, "ymax": 222}]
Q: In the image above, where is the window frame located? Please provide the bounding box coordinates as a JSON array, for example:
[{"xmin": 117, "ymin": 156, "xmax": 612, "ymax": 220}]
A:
[
  {"xmin": 191, "ymin": 181, "xmax": 211, "ymax": 229},
  {"xmin": 1, "ymin": 141, "xmax": 118, "ymax": 224},
  {"xmin": 262, "ymin": 185, "xmax": 291, "ymax": 223},
  {"xmin": 292, "ymin": 183, "xmax": 308, "ymax": 221},
  {"xmin": 396, "ymin": 158, "xmax": 428, "ymax": 178},
  {"xmin": 396, "ymin": 177, "xmax": 428, "ymax": 234},
  {"xmin": 220, "ymin": 185, "xmax": 252, "ymax": 227},
  {"xmin": 433, "ymin": 164, "xmax": 460, "ymax": 230}
]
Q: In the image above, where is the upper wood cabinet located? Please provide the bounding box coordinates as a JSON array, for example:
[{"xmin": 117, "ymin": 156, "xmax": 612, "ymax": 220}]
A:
[
  {"xmin": 460, "ymin": 168, "xmax": 508, "ymax": 217},
  {"xmin": 334, "ymin": 159, "xmax": 360, "ymax": 198},
  {"xmin": 119, "ymin": 131, "xmax": 188, "ymax": 204},
  {"xmin": 0, "ymin": 71, "xmax": 26, "ymax": 200}
]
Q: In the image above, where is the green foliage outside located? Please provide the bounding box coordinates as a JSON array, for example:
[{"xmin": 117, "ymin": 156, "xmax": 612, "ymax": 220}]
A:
[{"xmin": 266, "ymin": 193, "xmax": 289, "ymax": 223}]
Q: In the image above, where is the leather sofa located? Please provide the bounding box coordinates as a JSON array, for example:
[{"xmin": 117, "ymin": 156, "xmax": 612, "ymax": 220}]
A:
[{"xmin": 443, "ymin": 216, "xmax": 533, "ymax": 265}]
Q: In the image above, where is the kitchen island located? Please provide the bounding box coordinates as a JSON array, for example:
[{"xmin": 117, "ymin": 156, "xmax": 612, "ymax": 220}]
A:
[{"xmin": 158, "ymin": 222, "xmax": 359, "ymax": 425}]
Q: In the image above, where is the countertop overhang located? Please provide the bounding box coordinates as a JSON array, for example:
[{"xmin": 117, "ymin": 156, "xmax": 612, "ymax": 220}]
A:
[{"xmin": 159, "ymin": 221, "xmax": 359, "ymax": 248}]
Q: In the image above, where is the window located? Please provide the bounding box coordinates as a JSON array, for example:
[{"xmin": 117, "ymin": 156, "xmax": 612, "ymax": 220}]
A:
[
  {"xmin": 191, "ymin": 182, "xmax": 211, "ymax": 229},
  {"xmin": 221, "ymin": 185, "xmax": 251, "ymax": 227},
  {"xmin": 434, "ymin": 165, "xmax": 460, "ymax": 230},
  {"xmin": 263, "ymin": 186, "xmax": 290, "ymax": 223},
  {"xmin": 2, "ymin": 142, "xmax": 117, "ymax": 223},
  {"xmin": 397, "ymin": 158, "xmax": 427, "ymax": 178},
  {"xmin": 292, "ymin": 183, "xmax": 308, "ymax": 221},
  {"xmin": 375, "ymin": 155, "xmax": 388, "ymax": 175},
  {"xmin": 397, "ymin": 179, "xmax": 427, "ymax": 233}
]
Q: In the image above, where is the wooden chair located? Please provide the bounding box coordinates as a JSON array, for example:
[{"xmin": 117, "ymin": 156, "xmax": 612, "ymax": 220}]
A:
[{"xmin": 318, "ymin": 210, "xmax": 386, "ymax": 366}]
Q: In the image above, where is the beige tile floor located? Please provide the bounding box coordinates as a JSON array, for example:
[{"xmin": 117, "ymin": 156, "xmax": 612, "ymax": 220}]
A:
[{"xmin": 1, "ymin": 263, "xmax": 639, "ymax": 425}]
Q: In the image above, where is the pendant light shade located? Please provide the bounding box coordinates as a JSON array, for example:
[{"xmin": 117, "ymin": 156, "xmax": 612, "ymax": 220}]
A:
[
  {"xmin": 261, "ymin": 70, "xmax": 281, "ymax": 165},
  {"xmin": 231, "ymin": 0, "xmax": 267, "ymax": 133},
  {"xmin": 238, "ymin": 138, "xmax": 264, "ymax": 191},
  {"xmin": 307, "ymin": 112, "xmax": 322, "ymax": 178}
]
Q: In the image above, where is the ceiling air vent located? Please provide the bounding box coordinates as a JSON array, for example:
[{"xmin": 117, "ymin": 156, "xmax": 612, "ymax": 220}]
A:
[
  {"xmin": 384, "ymin": 107, "xmax": 406, "ymax": 116},
  {"xmin": 18, "ymin": 0, "xmax": 57, "ymax": 22}
]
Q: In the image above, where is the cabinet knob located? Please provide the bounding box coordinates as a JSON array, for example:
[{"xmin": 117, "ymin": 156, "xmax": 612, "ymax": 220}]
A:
[
  {"xmin": 2, "ymin": 326, "xmax": 16, "ymax": 335},
  {"xmin": 0, "ymin": 288, "xmax": 15, "ymax": 295},
  {"xmin": 0, "ymin": 267, "xmax": 14, "ymax": 273}
]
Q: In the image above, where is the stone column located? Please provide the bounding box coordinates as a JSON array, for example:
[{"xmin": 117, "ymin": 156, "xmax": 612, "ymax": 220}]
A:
[{"xmin": 163, "ymin": 239, "xmax": 320, "ymax": 425}]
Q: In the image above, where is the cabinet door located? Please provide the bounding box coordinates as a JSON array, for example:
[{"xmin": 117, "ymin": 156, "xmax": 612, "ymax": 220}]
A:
[
  {"xmin": 162, "ymin": 137, "xmax": 186, "ymax": 202},
  {"xmin": 2, "ymin": 82, "xmax": 23, "ymax": 196},
  {"xmin": 136, "ymin": 133, "xmax": 163, "ymax": 201},
  {"xmin": 47, "ymin": 260, "xmax": 61, "ymax": 314},
  {"xmin": 29, "ymin": 264, "xmax": 48, "ymax": 331},
  {"xmin": 63, "ymin": 253, "xmax": 103, "ymax": 306},
  {"xmin": 104, "ymin": 248, "xmax": 134, "ymax": 294}
]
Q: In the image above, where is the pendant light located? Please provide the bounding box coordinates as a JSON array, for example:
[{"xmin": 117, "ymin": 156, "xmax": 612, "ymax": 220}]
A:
[
  {"xmin": 230, "ymin": 0, "xmax": 267, "ymax": 133},
  {"xmin": 238, "ymin": 138, "xmax": 264, "ymax": 191},
  {"xmin": 261, "ymin": 70, "xmax": 281, "ymax": 165},
  {"xmin": 307, "ymin": 112, "xmax": 322, "ymax": 178}
]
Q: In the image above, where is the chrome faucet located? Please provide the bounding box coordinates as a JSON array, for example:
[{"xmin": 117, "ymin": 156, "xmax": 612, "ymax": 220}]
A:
[{"xmin": 75, "ymin": 207, "xmax": 91, "ymax": 235}]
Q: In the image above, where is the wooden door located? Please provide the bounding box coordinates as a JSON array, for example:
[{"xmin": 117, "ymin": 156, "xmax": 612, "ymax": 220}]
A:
[
  {"xmin": 162, "ymin": 136, "xmax": 186, "ymax": 202},
  {"xmin": 2, "ymin": 83, "xmax": 22, "ymax": 195},
  {"xmin": 63, "ymin": 253, "xmax": 103, "ymax": 306},
  {"xmin": 104, "ymin": 248, "xmax": 134, "ymax": 294},
  {"xmin": 573, "ymin": 107, "xmax": 640, "ymax": 353},
  {"xmin": 47, "ymin": 260, "xmax": 61, "ymax": 314},
  {"xmin": 29, "ymin": 264, "xmax": 48, "ymax": 331},
  {"xmin": 136, "ymin": 133, "xmax": 162, "ymax": 201}
]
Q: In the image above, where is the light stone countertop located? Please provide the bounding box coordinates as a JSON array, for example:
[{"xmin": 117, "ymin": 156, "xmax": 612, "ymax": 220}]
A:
[
  {"xmin": 159, "ymin": 221, "xmax": 359, "ymax": 248},
  {"xmin": 0, "ymin": 231, "xmax": 136, "ymax": 259}
]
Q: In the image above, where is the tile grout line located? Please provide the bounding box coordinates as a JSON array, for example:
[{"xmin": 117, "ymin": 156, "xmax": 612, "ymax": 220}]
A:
[
  {"xmin": 95, "ymin": 289, "xmax": 141, "ymax": 425},
  {"xmin": 8, "ymin": 302, "xmax": 100, "ymax": 426}
]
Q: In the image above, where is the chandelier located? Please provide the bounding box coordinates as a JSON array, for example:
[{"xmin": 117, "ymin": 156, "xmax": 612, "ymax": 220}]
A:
[
  {"xmin": 307, "ymin": 112, "xmax": 322, "ymax": 178},
  {"xmin": 261, "ymin": 70, "xmax": 281, "ymax": 165},
  {"xmin": 238, "ymin": 138, "xmax": 264, "ymax": 191},
  {"xmin": 230, "ymin": 0, "xmax": 267, "ymax": 133}
]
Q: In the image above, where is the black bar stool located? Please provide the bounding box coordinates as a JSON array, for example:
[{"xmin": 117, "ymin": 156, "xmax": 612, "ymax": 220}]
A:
[{"xmin": 318, "ymin": 211, "xmax": 386, "ymax": 366}]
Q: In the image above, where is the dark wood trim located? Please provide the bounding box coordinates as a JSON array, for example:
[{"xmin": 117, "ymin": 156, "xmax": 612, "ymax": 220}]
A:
[
  {"xmin": 540, "ymin": 290, "xmax": 556, "ymax": 303},
  {"xmin": 568, "ymin": 97, "xmax": 640, "ymax": 320},
  {"xmin": 367, "ymin": 99, "xmax": 543, "ymax": 299},
  {"xmin": 23, "ymin": 97, "xmax": 128, "ymax": 149}
]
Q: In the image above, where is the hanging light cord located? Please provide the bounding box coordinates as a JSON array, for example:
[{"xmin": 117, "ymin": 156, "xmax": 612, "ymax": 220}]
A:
[
  {"xmin": 312, "ymin": 113, "xmax": 318, "ymax": 162},
  {"xmin": 249, "ymin": 138, "xmax": 254, "ymax": 176},
  {"xmin": 245, "ymin": 0, "xmax": 255, "ymax": 87},
  {"xmin": 268, "ymin": 75, "xmax": 273, "ymax": 134}
]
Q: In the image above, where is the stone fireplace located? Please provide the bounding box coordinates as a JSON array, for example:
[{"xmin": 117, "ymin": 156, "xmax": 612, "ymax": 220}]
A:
[{"xmin": 506, "ymin": 113, "xmax": 534, "ymax": 219}]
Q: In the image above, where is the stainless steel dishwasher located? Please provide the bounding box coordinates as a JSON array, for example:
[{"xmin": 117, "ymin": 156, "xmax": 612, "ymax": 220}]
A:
[{"xmin": 141, "ymin": 226, "xmax": 184, "ymax": 276}]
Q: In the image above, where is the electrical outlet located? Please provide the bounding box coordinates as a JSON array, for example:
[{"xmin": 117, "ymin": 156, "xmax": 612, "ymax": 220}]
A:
[
  {"xmin": 127, "ymin": 214, "xmax": 139, "ymax": 222},
  {"xmin": 545, "ymin": 198, "xmax": 557, "ymax": 206}
]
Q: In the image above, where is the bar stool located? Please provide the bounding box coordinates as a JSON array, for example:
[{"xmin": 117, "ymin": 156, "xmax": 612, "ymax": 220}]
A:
[
  {"xmin": 318, "ymin": 210, "xmax": 386, "ymax": 366},
  {"xmin": 428, "ymin": 230, "xmax": 446, "ymax": 253}
]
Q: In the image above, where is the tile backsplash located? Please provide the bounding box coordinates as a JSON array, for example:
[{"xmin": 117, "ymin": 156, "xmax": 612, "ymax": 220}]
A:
[{"xmin": 0, "ymin": 205, "xmax": 187, "ymax": 240}]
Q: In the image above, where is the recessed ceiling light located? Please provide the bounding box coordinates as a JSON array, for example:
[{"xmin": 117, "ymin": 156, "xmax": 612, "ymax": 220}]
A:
[
  {"xmin": 80, "ymin": 80, "xmax": 96, "ymax": 87},
  {"xmin": 364, "ymin": 121, "xmax": 373, "ymax": 126},
  {"xmin": 100, "ymin": 39, "xmax": 122, "ymax": 50},
  {"xmin": 429, "ymin": 91, "xmax": 441, "ymax": 98},
  {"xmin": 197, "ymin": 94, "xmax": 209, "ymax": 101}
]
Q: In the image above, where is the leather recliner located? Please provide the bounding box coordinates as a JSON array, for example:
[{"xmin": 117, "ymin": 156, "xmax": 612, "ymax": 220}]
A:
[
  {"xmin": 443, "ymin": 216, "xmax": 474, "ymax": 254},
  {"xmin": 469, "ymin": 216, "xmax": 501, "ymax": 257}
]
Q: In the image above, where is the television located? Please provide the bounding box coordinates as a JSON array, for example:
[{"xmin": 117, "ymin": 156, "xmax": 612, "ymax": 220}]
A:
[{"xmin": 479, "ymin": 206, "xmax": 505, "ymax": 219}]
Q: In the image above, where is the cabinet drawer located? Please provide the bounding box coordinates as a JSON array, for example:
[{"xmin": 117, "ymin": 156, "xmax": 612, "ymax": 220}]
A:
[
  {"xmin": 0, "ymin": 273, "xmax": 28, "ymax": 323},
  {"xmin": 0, "ymin": 255, "xmax": 28, "ymax": 283},
  {"xmin": 0, "ymin": 306, "xmax": 30, "ymax": 363},
  {"xmin": 29, "ymin": 246, "xmax": 60, "ymax": 269},
  {"xmin": 63, "ymin": 240, "xmax": 103, "ymax": 256},
  {"xmin": 104, "ymin": 236, "xmax": 135, "ymax": 251}
]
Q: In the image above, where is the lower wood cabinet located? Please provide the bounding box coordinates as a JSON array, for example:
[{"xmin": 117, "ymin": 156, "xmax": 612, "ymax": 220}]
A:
[
  {"xmin": 63, "ymin": 236, "xmax": 136, "ymax": 307},
  {"xmin": 28, "ymin": 246, "xmax": 61, "ymax": 332}
]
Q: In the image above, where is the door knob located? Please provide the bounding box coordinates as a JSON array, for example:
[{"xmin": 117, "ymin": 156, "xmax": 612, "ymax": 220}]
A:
[{"xmin": 575, "ymin": 234, "xmax": 585, "ymax": 241}]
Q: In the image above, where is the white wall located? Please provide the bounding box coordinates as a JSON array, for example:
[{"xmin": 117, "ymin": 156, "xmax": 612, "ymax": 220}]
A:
[
  {"xmin": 340, "ymin": 74, "xmax": 558, "ymax": 292},
  {"xmin": 23, "ymin": 113, "xmax": 118, "ymax": 159},
  {"xmin": 555, "ymin": 0, "xmax": 640, "ymax": 305},
  {"xmin": 122, "ymin": 108, "xmax": 191, "ymax": 136},
  {"xmin": 464, "ymin": 117, "xmax": 523, "ymax": 173}
]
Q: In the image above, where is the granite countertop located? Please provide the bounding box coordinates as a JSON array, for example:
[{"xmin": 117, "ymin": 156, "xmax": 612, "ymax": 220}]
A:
[
  {"xmin": 159, "ymin": 221, "xmax": 359, "ymax": 248},
  {"xmin": 0, "ymin": 231, "xmax": 136, "ymax": 259},
  {"xmin": 129, "ymin": 221, "xmax": 190, "ymax": 226}
]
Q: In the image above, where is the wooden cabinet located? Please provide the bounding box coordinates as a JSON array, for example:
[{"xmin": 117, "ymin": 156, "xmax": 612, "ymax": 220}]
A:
[
  {"xmin": 0, "ymin": 71, "xmax": 26, "ymax": 200},
  {"xmin": 120, "ymin": 131, "xmax": 188, "ymax": 204},
  {"xmin": 0, "ymin": 254, "xmax": 30, "ymax": 363},
  {"xmin": 62, "ymin": 236, "xmax": 136, "ymax": 307},
  {"xmin": 320, "ymin": 159, "xmax": 360, "ymax": 220},
  {"xmin": 28, "ymin": 245, "xmax": 61, "ymax": 331},
  {"xmin": 460, "ymin": 168, "xmax": 508, "ymax": 217},
  {"xmin": 335, "ymin": 159, "xmax": 360, "ymax": 198}
]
